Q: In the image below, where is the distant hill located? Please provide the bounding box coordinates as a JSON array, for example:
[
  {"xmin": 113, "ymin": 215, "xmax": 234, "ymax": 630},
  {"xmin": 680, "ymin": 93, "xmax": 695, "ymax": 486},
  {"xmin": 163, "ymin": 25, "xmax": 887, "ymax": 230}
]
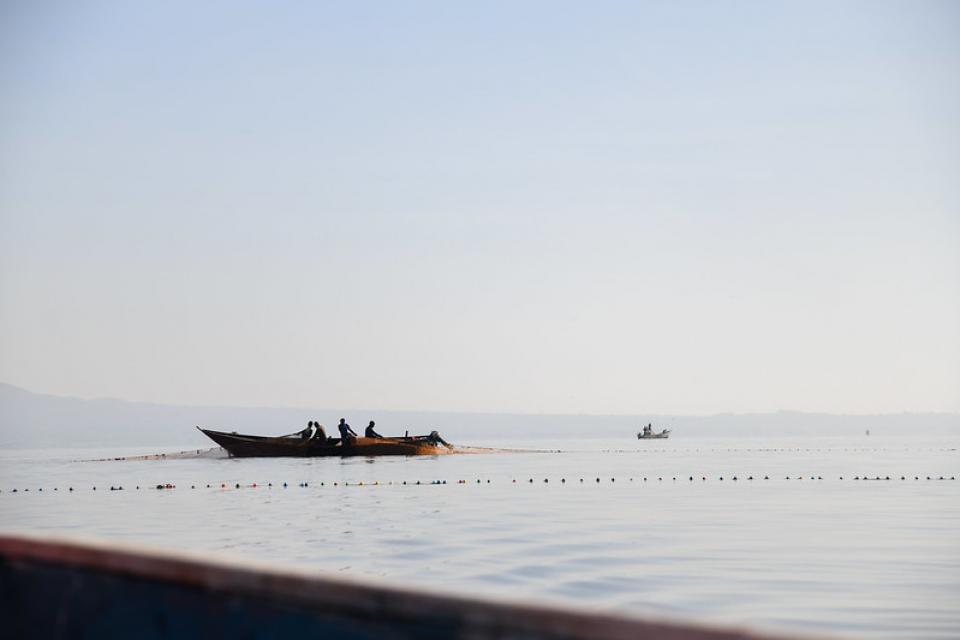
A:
[{"xmin": 0, "ymin": 382, "xmax": 957, "ymax": 448}]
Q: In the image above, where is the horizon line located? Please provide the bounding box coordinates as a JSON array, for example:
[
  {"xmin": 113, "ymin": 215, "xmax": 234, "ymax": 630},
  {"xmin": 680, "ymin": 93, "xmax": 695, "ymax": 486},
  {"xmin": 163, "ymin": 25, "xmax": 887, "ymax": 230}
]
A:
[{"xmin": 2, "ymin": 382, "xmax": 957, "ymax": 419}]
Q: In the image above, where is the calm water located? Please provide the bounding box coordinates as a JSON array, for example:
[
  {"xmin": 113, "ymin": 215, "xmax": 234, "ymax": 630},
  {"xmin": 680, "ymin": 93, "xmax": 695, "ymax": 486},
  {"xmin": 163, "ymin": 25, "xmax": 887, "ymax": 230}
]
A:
[{"xmin": 1, "ymin": 435, "xmax": 958, "ymax": 639}]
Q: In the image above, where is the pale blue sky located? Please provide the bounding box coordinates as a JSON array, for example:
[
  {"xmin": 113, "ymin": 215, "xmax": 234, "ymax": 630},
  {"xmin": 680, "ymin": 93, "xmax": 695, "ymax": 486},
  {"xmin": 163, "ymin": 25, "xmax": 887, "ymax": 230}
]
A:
[{"xmin": 1, "ymin": 1, "xmax": 958, "ymax": 413}]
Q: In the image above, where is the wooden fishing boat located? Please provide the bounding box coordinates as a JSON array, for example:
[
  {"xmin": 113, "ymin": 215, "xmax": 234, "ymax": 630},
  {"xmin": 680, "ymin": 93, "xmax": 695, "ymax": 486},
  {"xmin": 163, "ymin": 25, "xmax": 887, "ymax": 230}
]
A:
[
  {"xmin": 637, "ymin": 428, "xmax": 671, "ymax": 439},
  {"xmin": 198, "ymin": 427, "xmax": 452, "ymax": 458}
]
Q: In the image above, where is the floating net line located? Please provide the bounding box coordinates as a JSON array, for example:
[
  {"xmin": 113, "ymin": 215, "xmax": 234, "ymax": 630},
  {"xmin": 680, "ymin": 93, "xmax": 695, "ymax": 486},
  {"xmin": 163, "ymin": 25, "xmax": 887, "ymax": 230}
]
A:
[
  {"xmin": 3, "ymin": 473, "xmax": 957, "ymax": 494},
  {"xmin": 82, "ymin": 447, "xmax": 229, "ymax": 462},
  {"xmin": 81, "ymin": 444, "xmax": 555, "ymax": 462}
]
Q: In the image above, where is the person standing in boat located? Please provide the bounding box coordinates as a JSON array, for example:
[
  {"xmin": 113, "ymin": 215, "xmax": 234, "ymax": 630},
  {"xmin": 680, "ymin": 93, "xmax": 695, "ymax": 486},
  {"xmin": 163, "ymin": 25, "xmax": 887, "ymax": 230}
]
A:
[
  {"xmin": 338, "ymin": 418, "xmax": 358, "ymax": 445},
  {"xmin": 365, "ymin": 421, "xmax": 383, "ymax": 438}
]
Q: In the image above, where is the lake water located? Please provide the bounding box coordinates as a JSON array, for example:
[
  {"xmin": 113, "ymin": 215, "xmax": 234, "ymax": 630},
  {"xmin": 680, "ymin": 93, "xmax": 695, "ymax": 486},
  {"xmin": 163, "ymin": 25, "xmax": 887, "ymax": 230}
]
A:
[{"xmin": 1, "ymin": 434, "xmax": 958, "ymax": 639}]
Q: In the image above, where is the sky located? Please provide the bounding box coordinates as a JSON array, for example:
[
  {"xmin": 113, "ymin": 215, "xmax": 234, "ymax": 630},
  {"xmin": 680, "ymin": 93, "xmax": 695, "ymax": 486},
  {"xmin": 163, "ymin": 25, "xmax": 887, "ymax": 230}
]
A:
[{"xmin": 0, "ymin": 1, "xmax": 958, "ymax": 415}]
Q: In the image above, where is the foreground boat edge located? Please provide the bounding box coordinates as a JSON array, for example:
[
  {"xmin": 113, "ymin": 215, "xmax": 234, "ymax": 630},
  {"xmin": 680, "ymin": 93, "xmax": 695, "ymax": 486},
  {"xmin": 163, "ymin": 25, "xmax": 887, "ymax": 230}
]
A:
[{"xmin": 0, "ymin": 532, "xmax": 807, "ymax": 640}]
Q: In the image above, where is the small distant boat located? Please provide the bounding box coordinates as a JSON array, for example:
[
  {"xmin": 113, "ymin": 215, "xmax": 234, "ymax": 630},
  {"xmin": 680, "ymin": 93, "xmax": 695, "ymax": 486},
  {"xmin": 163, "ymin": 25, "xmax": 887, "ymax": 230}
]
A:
[
  {"xmin": 637, "ymin": 428, "xmax": 671, "ymax": 439},
  {"xmin": 198, "ymin": 427, "xmax": 452, "ymax": 458}
]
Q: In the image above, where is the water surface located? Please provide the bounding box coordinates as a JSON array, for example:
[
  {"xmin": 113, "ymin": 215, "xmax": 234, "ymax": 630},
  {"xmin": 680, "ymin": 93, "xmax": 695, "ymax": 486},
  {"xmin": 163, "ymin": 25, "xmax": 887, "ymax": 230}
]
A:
[{"xmin": 1, "ymin": 434, "xmax": 957, "ymax": 639}]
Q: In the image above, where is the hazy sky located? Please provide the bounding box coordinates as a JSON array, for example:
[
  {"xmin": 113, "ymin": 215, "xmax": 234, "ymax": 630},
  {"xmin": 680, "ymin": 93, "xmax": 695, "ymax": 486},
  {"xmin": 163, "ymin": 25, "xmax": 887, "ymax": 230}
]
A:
[{"xmin": 1, "ymin": 1, "xmax": 958, "ymax": 414}]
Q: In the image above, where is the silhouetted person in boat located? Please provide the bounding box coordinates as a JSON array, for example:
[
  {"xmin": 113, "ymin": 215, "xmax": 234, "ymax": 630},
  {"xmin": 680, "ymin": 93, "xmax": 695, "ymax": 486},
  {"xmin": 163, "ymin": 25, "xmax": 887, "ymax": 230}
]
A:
[
  {"xmin": 365, "ymin": 421, "xmax": 383, "ymax": 438},
  {"xmin": 429, "ymin": 430, "xmax": 451, "ymax": 447},
  {"xmin": 338, "ymin": 418, "xmax": 358, "ymax": 445},
  {"xmin": 299, "ymin": 422, "xmax": 314, "ymax": 439},
  {"xmin": 312, "ymin": 422, "xmax": 327, "ymax": 441}
]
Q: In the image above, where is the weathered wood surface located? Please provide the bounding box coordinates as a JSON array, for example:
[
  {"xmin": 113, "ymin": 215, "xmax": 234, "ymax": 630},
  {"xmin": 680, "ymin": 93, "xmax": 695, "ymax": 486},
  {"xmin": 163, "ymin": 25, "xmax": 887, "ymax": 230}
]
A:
[{"xmin": 0, "ymin": 533, "xmax": 807, "ymax": 640}]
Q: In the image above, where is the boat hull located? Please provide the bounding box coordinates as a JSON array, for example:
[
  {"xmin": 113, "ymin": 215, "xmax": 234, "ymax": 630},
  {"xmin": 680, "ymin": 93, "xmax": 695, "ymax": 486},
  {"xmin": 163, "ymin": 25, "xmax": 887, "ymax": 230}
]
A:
[
  {"xmin": 0, "ymin": 533, "xmax": 788, "ymax": 640},
  {"xmin": 199, "ymin": 428, "xmax": 446, "ymax": 458},
  {"xmin": 637, "ymin": 431, "xmax": 671, "ymax": 439}
]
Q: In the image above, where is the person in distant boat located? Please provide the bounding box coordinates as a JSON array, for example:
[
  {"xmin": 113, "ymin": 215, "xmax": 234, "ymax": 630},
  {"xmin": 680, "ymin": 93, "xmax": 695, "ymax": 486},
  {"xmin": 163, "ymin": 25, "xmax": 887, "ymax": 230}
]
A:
[
  {"xmin": 312, "ymin": 422, "xmax": 327, "ymax": 441},
  {"xmin": 299, "ymin": 422, "xmax": 314, "ymax": 439},
  {"xmin": 338, "ymin": 418, "xmax": 358, "ymax": 444},
  {"xmin": 365, "ymin": 421, "xmax": 383, "ymax": 438},
  {"xmin": 643, "ymin": 424, "xmax": 652, "ymax": 436}
]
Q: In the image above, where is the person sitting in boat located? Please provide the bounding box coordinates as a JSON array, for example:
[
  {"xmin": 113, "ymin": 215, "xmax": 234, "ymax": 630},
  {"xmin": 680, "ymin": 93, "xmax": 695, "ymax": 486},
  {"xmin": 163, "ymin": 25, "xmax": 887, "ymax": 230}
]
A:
[
  {"xmin": 312, "ymin": 422, "xmax": 327, "ymax": 441},
  {"xmin": 365, "ymin": 421, "xmax": 383, "ymax": 438},
  {"xmin": 643, "ymin": 424, "xmax": 652, "ymax": 436},
  {"xmin": 299, "ymin": 422, "xmax": 314, "ymax": 439},
  {"xmin": 338, "ymin": 418, "xmax": 358, "ymax": 444}
]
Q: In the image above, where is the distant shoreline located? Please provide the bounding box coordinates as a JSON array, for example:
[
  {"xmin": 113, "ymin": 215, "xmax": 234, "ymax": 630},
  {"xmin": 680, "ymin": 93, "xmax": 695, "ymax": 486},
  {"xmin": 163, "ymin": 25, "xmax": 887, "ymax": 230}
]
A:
[{"xmin": 2, "ymin": 382, "xmax": 958, "ymax": 449}]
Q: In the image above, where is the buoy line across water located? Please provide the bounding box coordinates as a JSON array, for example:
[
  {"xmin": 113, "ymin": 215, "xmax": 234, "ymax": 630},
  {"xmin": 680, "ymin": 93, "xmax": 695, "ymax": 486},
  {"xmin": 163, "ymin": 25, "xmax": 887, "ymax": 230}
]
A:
[{"xmin": 2, "ymin": 474, "xmax": 957, "ymax": 494}]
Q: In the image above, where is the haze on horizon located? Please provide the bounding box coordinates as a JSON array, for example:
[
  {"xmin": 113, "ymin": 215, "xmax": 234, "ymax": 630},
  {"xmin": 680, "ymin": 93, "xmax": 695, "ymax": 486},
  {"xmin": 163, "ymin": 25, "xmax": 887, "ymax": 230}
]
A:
[{"xmin": 1, "ymin": 1, "xmax": 958, "ymax": 416}]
